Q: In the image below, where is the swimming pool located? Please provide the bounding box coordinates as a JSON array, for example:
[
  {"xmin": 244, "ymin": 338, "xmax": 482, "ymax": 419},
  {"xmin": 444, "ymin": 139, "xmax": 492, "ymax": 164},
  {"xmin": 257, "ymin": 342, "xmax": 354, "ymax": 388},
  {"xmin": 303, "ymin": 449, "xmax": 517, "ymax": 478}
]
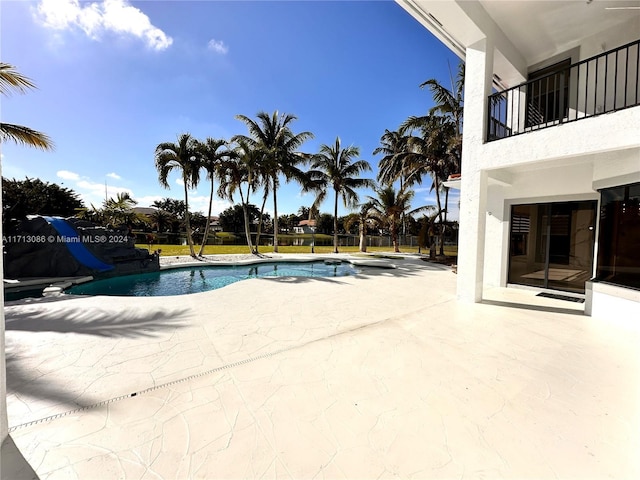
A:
[{"xmin": 66, "ymin": 260, "xmax": 361, "ymax": 296}]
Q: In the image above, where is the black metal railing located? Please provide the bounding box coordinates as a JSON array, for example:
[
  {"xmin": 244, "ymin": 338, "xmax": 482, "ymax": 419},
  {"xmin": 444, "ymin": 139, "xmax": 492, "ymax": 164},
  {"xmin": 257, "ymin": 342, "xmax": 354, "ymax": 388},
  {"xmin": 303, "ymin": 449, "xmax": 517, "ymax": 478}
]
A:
[{"xmin": 487, "ymin": 39, "xmax": 640, "ymax": 142}]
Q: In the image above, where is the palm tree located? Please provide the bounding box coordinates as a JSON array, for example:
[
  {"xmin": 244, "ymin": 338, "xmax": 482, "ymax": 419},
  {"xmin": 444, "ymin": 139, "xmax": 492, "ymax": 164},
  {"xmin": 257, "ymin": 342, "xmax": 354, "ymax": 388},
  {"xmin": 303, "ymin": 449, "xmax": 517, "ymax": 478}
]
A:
[
  {"xmin": 102, "ymin": 192, "xmax": 148, "ymax": 228},
  {"xmin": 197, "ymin": 137, "xmax": 228, "ymax": 256},
  {"xmin": 374, "ymin": 128, "xmax": 412, "ymax": 237},
  {"xmin": 343, "ymin": 201, "xmax": 378, "ymax": 253},
  {"xmin": 0, "ymin": 63, "xmax": 53, "ymax": 150},
  {"xmin": 417, "ymin": 209, "xmax": 443, "ymax": 257},
  {"xmin": 308, "ymin": 137, "xmax": 374, "ymax": 253},
  {"xmin": 233, "ymin": 111, "xmax": 313, "ymax": 253},
  {"xmin": 155, "ymin": 133, "xmax": 201, "ymax": 257},
  {"xmin": 374, "ymin": 129, "xmax": 410, "ymax": 187},
  {"xmin": 368, "ymin": 185, "xmax": 432, "ymax": 253},
  {"xmin": 76, "ymin": 203, "xmax": 105, "ymax": 226},
  {"xmin": 218, "ymin": 139, "xmax": 264, "ymax": 254},
  {"xmin": 400, "ymin": 113, "xmax": 455, "ymax": 256},
  {"xmin": 420, "ymin": 62, "xmax": 464, "ymax": 226},
  {"xmin": 149, "ymin": 208, "xmax": 173, "ymax": 233},
  {"xmin": 420, "ymin": 62, "xmax": 464, "ymax": 142}
]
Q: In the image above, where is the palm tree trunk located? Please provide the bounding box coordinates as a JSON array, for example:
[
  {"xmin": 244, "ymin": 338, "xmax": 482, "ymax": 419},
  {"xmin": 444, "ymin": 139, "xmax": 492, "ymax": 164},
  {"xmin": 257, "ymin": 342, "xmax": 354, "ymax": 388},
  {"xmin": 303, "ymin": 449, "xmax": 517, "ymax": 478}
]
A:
[
  {"xmin": 255, "ymin": 191, "xmax": 269, "ymax": 255},
  {"xmin": 241, "ymin": 203, "xmax": 255, "ymax": 254},
  {"xmin": 272, "ymin": 177, "xmax": 279, "ymax": 253},
  {"xmin": 333, "ymin": 189, "xmax": 339, "ymax": 254},
  {"xmin": 444, "ymin": 186, "xmax": 449, "ymax": 224},
  {"xmin": 198, "ymin": 177, "xmax": 215, "ymax": 256},
  {"xmin": 434, "ymin": 176, "xmax": 444, "ymax": 257},
  {"xmin": 239, "ymin": 184, "xmax": 255, "ymax": 254},
  {"xmin": 183, "ymin": 179, "xmax": 196, "ymax": 257},
  {"xmin": 359, "ymin": 223, "xmax": 367, "ymax": 253},
  {"xmin": 391, "ymin": 221, "xmax": 400, "ymax": 253},
  {"xmin": 441, "ymin": 185, "xmax": 450, "ymax": 257}
]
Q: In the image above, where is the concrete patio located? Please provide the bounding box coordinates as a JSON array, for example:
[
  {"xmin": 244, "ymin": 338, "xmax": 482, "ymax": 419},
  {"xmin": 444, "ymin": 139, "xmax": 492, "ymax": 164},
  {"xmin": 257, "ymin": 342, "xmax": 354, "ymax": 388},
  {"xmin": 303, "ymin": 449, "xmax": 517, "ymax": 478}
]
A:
[{"xmin": 2, "ymin": 255, "xmax": 639, "ymax": 479}]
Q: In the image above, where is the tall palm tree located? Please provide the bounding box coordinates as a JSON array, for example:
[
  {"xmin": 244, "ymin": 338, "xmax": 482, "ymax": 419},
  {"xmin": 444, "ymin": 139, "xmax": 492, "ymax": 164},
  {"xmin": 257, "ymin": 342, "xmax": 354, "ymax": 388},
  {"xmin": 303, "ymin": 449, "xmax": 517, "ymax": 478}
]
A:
[
  {"xmin": 400, "ymin": 113, "xmax": 455, "ymax": 256},
  {"xmin": 233, "ymin": 111, "xmax": 313, "ymax": 253},
  {"xmin": 0, "ymin": 63, "xmax": 53, "ymax": 150},
  {"xmin": 155, "ymin": 133, "xmax": 201, "ymax": 257},
  {"xmin": 218, "ymin": 139, "xmax": 264, "ymax": 254},
  {"xmin": 420, "ymin": 61, "xmax": 464, "ymax": 225},
  {"xmin": 374, "ymin": 128, "xmax": 412, "ymax": 237},
  {"xmin": 197, "ymin": 137, "xmax": 228, "ymax": 256},
  {"xmin": 308, "ymin": 137, "xmax": 374, "ymax": 253}
]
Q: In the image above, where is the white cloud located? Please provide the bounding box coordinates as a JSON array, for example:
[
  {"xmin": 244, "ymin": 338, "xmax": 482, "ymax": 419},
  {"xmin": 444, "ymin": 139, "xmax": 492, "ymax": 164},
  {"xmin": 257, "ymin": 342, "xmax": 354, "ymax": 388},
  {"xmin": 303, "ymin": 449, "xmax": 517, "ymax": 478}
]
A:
[
  {"xmin": 76, "ymin": 179, "xmax": 133, "ymax": 204},
  {"xmin": 175, "ymin": 177, "xmax": 184, "ymax": 186},
  {"xmin": 136, "ymin": 195, "xmax": 164, "ymax": 208},
  {"xmin": 207, "ymin": 38, "xmax": 228, "ymax": 55},
  {"xmin": 188, "ymin": 195, "xmax": 232, "ymax": 216},
  {"xmin": 106, "ymin": 172, "xmax": 121, "ymax": 180},
  {"xmin": 57, "ymin": 170, "xmax": 80, "ymax": 181},
  {"xmin": 54, "ymin": 171, "xmax": 133, "ymax": 207},
  {"xmin": 35, "ymin": 0, "xmax": 173, "ymax": 51}
]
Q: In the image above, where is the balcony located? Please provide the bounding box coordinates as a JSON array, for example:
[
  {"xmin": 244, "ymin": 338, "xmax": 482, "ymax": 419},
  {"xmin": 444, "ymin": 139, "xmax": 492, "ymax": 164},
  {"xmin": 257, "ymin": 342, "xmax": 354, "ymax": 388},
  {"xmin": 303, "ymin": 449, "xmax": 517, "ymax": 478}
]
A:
[{"xmin": 487, "ymin": 40, "xmax": 640, "ymax": 142}]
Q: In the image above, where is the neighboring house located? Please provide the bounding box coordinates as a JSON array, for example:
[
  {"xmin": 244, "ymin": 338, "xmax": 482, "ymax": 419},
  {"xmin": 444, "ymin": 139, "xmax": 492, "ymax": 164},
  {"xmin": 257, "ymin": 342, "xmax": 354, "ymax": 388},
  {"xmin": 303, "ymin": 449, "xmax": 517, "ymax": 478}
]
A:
[
  {"xmin": 132, "ymin": 207, "xmax": 158, "ymax": 217},
  {"xmin": 208, "ymin": 216, "xmax": 222, "ymax": 233},
  {"xmin": 293, "ymin": 219, "xmax": 316, "ymax": 234},
  {"xmin": 397, "ymin": 0, "xmax": 639, "ymax": 317}
]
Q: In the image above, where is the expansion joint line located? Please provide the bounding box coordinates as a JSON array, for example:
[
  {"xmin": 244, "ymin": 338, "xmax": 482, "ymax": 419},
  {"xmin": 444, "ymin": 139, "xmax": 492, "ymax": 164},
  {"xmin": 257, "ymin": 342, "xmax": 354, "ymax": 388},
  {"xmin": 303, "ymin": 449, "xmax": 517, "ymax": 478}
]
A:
[
  {"xmin": 8, "ymin": 344, "xmax": 299, "ymax": 433},
  {"xmin": 8, "ymin": 306, "xmax": 436, "ymax": 433}
]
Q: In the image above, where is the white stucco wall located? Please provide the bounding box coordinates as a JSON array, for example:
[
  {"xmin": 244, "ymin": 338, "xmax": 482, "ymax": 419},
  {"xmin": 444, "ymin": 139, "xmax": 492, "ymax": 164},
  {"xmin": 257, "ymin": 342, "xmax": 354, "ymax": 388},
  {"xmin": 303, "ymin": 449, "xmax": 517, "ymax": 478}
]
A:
[
  {"xmin": 1, "ymin": 171, "xmax": 7, "ymax": 444},
  {"xmin": 592, "ymin": 151, "xmax": 640, "ymax": 188},
  {"xmin": 480, "ymin": 107, "xmax": 640, "ymax": 170},
  {"xmin": 588, "ymin": 281, "xmax": 640, "ymax": 319}
]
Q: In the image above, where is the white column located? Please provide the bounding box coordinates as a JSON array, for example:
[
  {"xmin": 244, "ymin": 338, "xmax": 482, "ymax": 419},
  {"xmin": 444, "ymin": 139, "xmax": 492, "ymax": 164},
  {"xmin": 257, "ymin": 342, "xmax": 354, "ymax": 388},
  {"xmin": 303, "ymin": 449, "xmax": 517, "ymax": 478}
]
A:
[
  {"xmin": 1, "ymin": 168, "xmax": 7, "ymax": 443},
  {"xmin": 457, "ymin": 37, "xmax": 494, "ymax": 303}
]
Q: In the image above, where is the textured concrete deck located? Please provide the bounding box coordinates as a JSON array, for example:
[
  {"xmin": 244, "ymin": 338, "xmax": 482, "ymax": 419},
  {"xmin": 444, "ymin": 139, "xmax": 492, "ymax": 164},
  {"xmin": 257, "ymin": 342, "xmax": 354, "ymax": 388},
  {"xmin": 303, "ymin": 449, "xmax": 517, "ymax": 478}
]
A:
[{"xmin": 2, "ymin": 254, "xmax": 639, "ymax": 479}]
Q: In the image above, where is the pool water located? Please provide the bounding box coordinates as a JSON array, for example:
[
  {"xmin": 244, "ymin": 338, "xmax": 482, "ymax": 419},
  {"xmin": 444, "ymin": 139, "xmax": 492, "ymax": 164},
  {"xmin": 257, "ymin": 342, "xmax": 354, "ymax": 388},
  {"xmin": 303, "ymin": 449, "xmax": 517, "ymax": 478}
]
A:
[{"xmin": 66, "ymin": 261, "xmax": 361, "ymax": 296}]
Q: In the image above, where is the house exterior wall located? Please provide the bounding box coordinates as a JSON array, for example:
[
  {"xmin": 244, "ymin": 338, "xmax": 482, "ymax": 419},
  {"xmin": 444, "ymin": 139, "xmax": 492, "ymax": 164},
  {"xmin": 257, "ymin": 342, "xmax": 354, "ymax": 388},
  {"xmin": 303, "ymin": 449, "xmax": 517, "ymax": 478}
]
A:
[
  {"xmin": 482, "ymin": 168, "xmax": 601, "ymax": 290},
  {"xmin": 397, "ymin": 0, "xmax": 640, "ymax": 315},
  {"xmin": 293, "ymin": 225, "xmax": 314, "ymax": 234},
  {"xmin": 1, "ymin": 166, "xmax": 7, "ymax": 443}
]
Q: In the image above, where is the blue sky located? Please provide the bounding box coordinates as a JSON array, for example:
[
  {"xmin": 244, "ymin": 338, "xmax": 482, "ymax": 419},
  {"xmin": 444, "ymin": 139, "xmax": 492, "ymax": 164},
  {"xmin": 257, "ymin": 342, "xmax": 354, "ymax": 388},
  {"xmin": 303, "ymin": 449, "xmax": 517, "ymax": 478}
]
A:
[{"xmin": 1, "ymin": 0, "xmax": 460, "ymax": 219}]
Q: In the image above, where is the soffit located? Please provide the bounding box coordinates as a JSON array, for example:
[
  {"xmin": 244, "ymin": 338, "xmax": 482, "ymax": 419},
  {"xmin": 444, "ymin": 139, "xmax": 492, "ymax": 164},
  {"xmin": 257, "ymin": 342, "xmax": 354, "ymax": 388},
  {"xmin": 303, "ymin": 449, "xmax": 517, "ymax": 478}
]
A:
[
  {"xmin": 478, "ymin": 0, "xmax": 640, "ymax": 65},
  {"xmin": 400, "ymin": 1, "xmax": 640, "ymax": 65}
]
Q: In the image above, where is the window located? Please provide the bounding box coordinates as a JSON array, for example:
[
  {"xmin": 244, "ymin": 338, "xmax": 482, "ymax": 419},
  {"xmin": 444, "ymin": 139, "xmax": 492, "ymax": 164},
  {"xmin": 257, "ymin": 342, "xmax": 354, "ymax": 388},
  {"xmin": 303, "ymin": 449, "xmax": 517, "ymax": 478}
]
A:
[{"xmin": 596, "ymin": 182, "xmax": 640, "ymax": 289}]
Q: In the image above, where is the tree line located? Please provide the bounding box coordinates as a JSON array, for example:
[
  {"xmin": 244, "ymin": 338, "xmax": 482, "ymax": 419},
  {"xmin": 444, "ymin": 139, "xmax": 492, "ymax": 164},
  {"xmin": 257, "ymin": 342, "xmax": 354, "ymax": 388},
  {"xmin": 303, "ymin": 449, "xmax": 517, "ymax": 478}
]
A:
[
  {"xmin": 154, "ymin": 62, "xmax": 463, "ymax": 257},
  {"xmin": 1, "ymin": 61, "xmax": 463, "ymax": 258}
]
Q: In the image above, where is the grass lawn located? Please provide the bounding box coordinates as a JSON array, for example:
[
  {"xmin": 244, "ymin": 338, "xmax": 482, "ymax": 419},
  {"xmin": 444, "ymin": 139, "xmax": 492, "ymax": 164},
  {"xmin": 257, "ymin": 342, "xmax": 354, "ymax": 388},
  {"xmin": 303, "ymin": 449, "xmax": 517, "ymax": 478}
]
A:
[{"xmin": 137, "ymin": 243, "xmax": 458, "ymax": 257}]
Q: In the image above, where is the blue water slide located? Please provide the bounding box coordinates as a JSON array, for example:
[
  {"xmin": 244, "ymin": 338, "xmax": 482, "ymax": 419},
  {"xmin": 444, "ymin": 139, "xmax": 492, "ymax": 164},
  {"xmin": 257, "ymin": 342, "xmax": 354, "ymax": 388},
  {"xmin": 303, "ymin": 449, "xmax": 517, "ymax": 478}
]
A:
[{"xmin": 43, "ymin": 216, "xmax": 114, "ymax": 272}]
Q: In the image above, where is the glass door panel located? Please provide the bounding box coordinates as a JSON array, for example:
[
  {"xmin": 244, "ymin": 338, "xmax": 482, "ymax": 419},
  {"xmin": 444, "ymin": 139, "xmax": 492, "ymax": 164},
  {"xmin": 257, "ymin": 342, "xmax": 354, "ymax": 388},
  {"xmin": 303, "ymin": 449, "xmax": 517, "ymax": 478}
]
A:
[
  {"xmin": 508, "ymin": 201, "xmax": 596, "ymax": 293},
  {"xmin": 547, "ymin": 201, "xmax": 596, "ymax": 293},
  {"xmin": 508, "ymin": 204, "xmax": 548, "ymax": 289}
]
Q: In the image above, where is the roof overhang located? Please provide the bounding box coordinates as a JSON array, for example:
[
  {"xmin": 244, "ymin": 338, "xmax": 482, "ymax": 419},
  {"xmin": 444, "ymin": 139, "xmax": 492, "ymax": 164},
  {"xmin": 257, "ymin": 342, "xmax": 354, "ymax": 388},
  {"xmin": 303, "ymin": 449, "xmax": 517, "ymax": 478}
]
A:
[{"xmin": 396, "ymin": 0, "xmax": 640, "ymax": 88}]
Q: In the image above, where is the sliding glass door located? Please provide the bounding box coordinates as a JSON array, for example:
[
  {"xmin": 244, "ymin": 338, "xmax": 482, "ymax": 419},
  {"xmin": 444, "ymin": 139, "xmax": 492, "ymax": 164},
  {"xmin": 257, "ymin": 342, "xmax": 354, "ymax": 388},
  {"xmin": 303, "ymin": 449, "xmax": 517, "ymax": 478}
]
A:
[{"xmin": 508, "ymin": 201, "xmax": 597, "ymax": 293}]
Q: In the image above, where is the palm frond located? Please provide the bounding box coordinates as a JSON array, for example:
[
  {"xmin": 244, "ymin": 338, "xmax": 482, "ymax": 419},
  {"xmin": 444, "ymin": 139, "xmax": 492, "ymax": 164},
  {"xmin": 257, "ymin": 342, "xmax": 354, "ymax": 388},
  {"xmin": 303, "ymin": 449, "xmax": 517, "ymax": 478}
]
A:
[
  {"xmin": 0, "ymin": 122, "xmax": 54, "ymax": 150},
  {"xmin": 0, "ymin": 63, "xmax": 37, "ymax": 96}
]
